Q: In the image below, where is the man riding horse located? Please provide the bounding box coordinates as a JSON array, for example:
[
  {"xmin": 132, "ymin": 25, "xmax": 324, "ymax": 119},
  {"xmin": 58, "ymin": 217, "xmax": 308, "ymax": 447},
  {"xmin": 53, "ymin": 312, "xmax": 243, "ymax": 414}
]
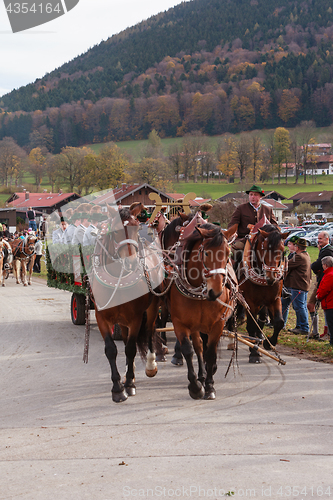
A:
[{"xmin": 227, "ymin": 184, "xmax": 278, "ymax": 276}]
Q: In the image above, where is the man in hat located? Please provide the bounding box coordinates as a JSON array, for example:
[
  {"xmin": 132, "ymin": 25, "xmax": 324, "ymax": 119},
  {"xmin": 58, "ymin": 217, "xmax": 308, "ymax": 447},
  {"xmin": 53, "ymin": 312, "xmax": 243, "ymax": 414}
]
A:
[
  {"xmin": 228, "ymin": 184, "xmax": 278, "ymax": 267},
  {"xmin": 71, "ymin": 203, "xmax": 92, "ymax": 245},
  {"xmin": 281, "ymin": 237, "xmax": 311, "ymax": 336}
]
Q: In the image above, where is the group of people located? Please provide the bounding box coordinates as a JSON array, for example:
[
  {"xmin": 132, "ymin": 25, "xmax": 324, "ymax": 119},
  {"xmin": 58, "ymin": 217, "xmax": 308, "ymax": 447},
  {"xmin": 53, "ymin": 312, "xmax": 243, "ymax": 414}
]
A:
[
  {"xmin": 227, "ymin": 184, "xmax": 333, "ymax": 347},
  {"xmin": 51, "ymin": 203, "xmax": 107, "ymax": 247},
  {"xmin": 0, "ymin": 222, "xmax": 43, "ymax": 274}
]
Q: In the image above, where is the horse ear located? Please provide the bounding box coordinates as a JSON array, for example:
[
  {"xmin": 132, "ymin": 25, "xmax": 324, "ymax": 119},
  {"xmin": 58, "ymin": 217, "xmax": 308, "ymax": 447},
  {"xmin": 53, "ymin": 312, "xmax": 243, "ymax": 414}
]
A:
[
  {"xmin": 258, "ymin": 229, "xmax": 269, "ymax": 238},
  {"xmin": 179, "ymin": 212, "xmax": 189, "ymax": 222},
  {"xmin": 196, "ymin": 225, "xmax": 211, "ymax": 238},
  {"xmin": 107, "ymin": 204, "xmax": 118, "ymax": 218},
  {"xmin": 222, "ymin": 224, "xmax": 237, "ymax": 241},
  {"xmin": 130, "ymin": 202, "xmax": 145, "ymax": 217},
  {"xmin": 281, "ymin": 231, "xmax": 291, "ymax": 240}
]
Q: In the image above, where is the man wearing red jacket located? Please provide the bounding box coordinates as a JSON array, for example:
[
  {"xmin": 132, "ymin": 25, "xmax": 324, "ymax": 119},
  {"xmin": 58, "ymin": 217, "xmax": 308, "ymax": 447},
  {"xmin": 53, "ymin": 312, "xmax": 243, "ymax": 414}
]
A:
[{"xmin": 316, "ymin": 256, "xmax": 333, "ymax": 347}]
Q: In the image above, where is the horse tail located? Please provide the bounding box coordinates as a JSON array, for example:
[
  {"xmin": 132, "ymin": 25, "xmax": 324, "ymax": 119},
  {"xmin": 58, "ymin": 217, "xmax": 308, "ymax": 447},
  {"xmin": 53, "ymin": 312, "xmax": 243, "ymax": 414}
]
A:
[{"xmin": 136, "ymin": 311, "xmax": 148, "ymax": 359}]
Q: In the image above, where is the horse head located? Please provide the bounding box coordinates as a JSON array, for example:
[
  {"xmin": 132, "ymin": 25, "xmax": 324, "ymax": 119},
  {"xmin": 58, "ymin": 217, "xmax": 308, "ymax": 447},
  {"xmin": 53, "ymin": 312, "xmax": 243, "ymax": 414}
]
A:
[
  {"xmin": 187, "ymin": 223, "xmax": 237, "ymax": 301},
  {"xmin": 256, "ymin": 225, "xmax": 290, "ymax": 285},
  {"xmin": 25, "ymin": 235, "xmax": 37, "ymax": 255}
]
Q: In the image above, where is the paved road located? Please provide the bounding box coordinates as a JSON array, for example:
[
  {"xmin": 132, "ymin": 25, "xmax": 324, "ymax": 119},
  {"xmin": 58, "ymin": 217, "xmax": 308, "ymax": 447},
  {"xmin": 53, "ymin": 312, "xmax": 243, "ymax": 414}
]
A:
[{"xmin": 1, "ymin": 277, "xmax": 333, "ymax": 499}]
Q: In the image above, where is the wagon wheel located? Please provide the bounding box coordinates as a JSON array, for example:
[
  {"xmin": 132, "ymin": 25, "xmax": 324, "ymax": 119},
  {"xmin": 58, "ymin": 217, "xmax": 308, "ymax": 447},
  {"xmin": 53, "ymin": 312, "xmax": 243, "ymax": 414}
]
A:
[
  {"xmin": 112, "ymin": 323, "xmax": 122, "ymax": 340},
  {"xmin": 71, "ymin": 293, "xmax": 86, "ymax": 325}
]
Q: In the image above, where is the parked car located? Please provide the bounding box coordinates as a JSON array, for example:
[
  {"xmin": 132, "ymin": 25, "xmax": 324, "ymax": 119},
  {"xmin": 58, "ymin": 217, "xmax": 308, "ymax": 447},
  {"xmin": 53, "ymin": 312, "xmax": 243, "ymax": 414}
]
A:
[{"xmin": 304, "ymin": 229, "xmax": 321, "ymax": 246}]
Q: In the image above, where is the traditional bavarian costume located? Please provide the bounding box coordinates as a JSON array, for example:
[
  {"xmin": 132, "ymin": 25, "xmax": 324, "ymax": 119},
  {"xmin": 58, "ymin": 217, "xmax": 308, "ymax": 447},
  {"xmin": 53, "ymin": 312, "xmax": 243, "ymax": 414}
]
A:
[{"xmin": 227, "ymin": 185, "xmax": 277, "ymax": 265}]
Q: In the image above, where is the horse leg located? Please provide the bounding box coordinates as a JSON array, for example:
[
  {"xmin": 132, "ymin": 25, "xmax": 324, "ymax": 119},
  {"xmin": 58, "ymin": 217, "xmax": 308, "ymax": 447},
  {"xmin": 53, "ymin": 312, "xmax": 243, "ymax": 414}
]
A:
[
  {"xmin": 246, "ymin": 310, "xmax": 262, "ymax": 364},
  {"xmin": 145, "ymin": 296, "xmax": 159, "ymax": 376},
  {"xmin": 124, "ymin": 333, "xmax": 137, "ymax": 396},
  {"xmin": 192, "ymin": 332, "xmax": 206, "ymax": 385},
  {"xmin": 28, "ymin": 256, "xmax": 35, "ymax": 285},
  {"xmin": 203, "ymin": 338, "xmax": 219, "ymax": 400},
  {"xmin": 13, "ymin": 260, "xmax": 20, "ymax": 284},
  {"xmin": 104, "ymin": 333, "xmax": 128, "ymax": 403},
  {"xmin": 264, "ymin": 302, "xmax": 284, "ymax": 349},
  {"xmin": 21, "ymin": 260, "xmax": 28, "ymax": 286},
  {"xmin": 179, "ymin": 335, "xmax": 204, "ymax": 400}
]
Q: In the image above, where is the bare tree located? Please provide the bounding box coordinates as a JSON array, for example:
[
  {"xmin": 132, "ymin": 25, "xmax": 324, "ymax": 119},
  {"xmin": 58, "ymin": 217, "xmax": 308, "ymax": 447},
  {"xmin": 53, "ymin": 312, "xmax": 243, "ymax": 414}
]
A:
[
  {"xmin": 0, "ymin": 137, "xmax": 26, "ymax": 188},
  {"xmin": 234, "ymin": 134, "xmax": 251, "ymax": 182}
]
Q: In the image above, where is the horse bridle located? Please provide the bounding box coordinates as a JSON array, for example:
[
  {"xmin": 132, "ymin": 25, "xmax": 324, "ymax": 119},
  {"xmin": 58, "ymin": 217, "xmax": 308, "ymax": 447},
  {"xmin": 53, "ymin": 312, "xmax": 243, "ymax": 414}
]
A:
[
  {"xmin": 199, "ymin": 241, "xmax": 229, "ymax": 285},
  {"xmin": 245, "ymin": 233, "xmax": 286, "ymax": 285},
  {"xmin": 13, "ymin": 236, "xmax": 36, "ymax": 259}
]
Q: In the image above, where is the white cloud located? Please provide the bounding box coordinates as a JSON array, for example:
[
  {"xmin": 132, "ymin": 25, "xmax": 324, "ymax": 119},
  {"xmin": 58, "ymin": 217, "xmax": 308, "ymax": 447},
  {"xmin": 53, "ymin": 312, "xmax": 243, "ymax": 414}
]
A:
[{"xmin": 0, "ymin": 0, "xmax": 185, "ymax": 97}]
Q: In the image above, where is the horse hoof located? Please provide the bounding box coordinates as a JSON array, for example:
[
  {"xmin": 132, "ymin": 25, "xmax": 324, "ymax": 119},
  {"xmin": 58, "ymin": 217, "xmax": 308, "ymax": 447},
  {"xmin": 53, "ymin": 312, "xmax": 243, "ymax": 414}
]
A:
[
  {"xmin": 155, "ymin": 354, "xmax": 167, "ymax": 362},
  {"xmin": 189, "ymin": 382, "xmax": 204, "ymax": 400},
  {"xmin": 125, "ymin": 386, "xmax": 136, "ymax": 397},
  {"xmin": 249, "ymin": 355, "xmax": 262, "ymax": 364},
  {"xmin": 171, "ymin": 356, "xmax": 183, "ymax": 366},
  {"xmin": 112, "ymin": 390, "xmax": 128, "ymax": 403},
  {"xmin": 263, "ymin": 339, "xmax": 271, "ymax": 350},
  {"xmin": 146, "ymin": 367, "xmax": 158, "ymax": 378},
  {"xmin": 204, "ymin": 390, "xmax": 216, "ymax": 400},
  {"xmin": 227, "ymin": 342, "xmax": 234, "ymax": 350}
]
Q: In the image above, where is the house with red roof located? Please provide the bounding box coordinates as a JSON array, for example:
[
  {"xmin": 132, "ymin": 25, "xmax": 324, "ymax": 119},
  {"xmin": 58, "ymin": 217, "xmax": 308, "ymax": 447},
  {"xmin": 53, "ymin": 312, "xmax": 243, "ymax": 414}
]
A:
[{"xmin": 6, "ymin": 190, "xmax": 81, "ymax": 222}]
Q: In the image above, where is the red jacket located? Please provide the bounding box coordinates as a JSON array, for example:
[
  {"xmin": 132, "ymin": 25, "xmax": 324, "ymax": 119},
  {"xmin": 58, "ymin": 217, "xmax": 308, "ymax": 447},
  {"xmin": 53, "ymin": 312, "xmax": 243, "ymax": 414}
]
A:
[{"xmin": 316, "ymin": 267, "xmax": 333, "ymax": 310}]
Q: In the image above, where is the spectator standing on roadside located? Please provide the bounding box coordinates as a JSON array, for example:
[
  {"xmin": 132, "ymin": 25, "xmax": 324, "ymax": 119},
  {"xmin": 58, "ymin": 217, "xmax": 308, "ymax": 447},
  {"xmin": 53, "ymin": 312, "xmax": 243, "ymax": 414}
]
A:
[
  {"xmin": 26, "ymin": 207, "xmax": 37, "ymax": 232},
  {"xmin": 316, "ymin": 256, "xmax": 333, "ymax": 347},
  {"xmin": 282, "ymin": 237, "xmax": 311, "ymax": 335},
  {"xmin": 308, "ymin": 231, "xmax": 333, "ymax": 337},
  {"xmin": 33, "ymin": 237, "xmax": 43, "ymax": 273}
]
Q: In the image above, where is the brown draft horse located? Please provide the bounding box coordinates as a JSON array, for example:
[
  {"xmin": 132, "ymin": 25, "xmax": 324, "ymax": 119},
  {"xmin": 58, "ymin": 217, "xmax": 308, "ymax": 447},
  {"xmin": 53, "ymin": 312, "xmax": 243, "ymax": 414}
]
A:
[
  {"xmin": 90, "ymin": 202, "xmax": 162, "ymax": 403},
  {"xmin": 166, "ymin": 222, "xmax": 238, "ymax": 400},
  {"xmin": 9, "ymin": 235, "xmax": 36, "ymax": 286},
  {"xmin": 238, "ymin": 223, "xmax": 290, "ymax": 362}
]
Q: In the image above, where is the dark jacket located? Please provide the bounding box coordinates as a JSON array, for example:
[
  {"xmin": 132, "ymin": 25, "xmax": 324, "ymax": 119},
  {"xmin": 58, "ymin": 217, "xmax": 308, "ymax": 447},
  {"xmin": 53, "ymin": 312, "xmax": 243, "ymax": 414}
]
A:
[
  {"xmin": 284, "ymin": 250, "xmax": 311, "ymax": 292},
  {"xmin": 316, "ymin": 267, "xmax": 333, "ymax": 309},
  {"xmin": 311, "ymin": 244, "xmax": 333, "ymax": 285},
  {"xmin": 228, "ymin": 202, "xmax": 278, "ymax": 239}
]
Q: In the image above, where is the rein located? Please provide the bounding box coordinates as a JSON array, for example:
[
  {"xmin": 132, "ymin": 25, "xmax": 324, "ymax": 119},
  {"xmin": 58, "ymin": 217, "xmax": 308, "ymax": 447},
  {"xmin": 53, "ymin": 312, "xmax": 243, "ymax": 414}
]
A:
[{"xmin": 242, "ymin": 232, "xmax": 286, "ymax": 287}]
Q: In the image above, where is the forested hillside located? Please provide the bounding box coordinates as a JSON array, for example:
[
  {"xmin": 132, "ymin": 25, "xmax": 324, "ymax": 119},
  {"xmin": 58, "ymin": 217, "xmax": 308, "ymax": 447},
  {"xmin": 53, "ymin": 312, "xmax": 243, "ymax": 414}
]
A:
[{"xmin": 1, "ymin": 0, "xmax": 333, "ymax": 152}]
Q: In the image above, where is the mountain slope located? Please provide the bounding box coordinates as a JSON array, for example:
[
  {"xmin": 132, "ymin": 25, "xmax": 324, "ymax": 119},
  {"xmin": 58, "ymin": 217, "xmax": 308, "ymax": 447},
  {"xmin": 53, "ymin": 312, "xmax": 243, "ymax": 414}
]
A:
[{"xmin": 2, "ymin": 0, "xmax": 333, "ymax": 112}]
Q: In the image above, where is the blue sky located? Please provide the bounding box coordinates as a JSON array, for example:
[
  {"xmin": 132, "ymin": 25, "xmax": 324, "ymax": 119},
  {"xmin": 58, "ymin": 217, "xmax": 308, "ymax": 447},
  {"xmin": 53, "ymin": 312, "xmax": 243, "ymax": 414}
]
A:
[{"xmin": 0, "ymin": 0, "xmax": 185, "ymax": 97}]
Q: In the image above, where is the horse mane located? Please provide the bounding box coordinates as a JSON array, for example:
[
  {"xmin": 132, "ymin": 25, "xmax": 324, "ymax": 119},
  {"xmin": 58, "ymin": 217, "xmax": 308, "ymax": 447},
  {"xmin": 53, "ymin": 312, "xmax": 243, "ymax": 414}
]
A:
[
  {"xmin": 260, "ymin": 224, "xmax": 282, "ymax": 250},
  {"xmin": 162, "ymin": 213, "xmax": 195, "ymax": 249},
  {"xmin": 185, "ymin": 223, "xmax": 224, "ymax": 253}
]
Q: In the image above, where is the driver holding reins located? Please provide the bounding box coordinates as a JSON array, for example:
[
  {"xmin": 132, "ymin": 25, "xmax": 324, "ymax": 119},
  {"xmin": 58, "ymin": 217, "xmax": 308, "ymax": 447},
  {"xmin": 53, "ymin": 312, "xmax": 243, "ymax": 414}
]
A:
[{"xmin": 227, "ymin": 184, "xmax": 278, "ymax": 273}]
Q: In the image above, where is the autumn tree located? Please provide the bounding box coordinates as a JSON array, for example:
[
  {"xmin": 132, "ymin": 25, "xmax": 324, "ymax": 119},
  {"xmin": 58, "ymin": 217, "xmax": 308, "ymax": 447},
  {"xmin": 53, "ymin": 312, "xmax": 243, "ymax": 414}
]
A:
[
  {"xmin": 273, "ymin": 127, "xmax": 290, "ymax": 184},
  {"xmin": 28, "ymin": 147, "xmax": 46, "ymax": 191},
  {"xmin": 292, "ymin": 202, "xmax": 317, "ymax": 221},
  {"xmin": 128, "ymin": 157, "xmax": 172, "ymax": 192},
  {"xmin": 216, "ymin": 135, "xmax": 237, "ymax": 182},
  {"xmin": 277, "ymin": 89, "xmax": 301, "ymax": 124},
  {"xmin": 45, "ymin": 153, "xmax": 60, "ymax": 192},
  {"xmin": 234, "ymin": 134, "xmax": 251, "ymax": 182},
  {"xmin": 297, "ymin": 121, "xmax": 316, "ymax": 184},
  {"xmin": 168, "ymin": 142, "xmax": 182, "ymax": 183},
  {"xmin": 82, "ymin": 144, "xmax": 128, "ymax": 194},
  {"xmin": 57, "ymin": 146, "xmax": 93, "ymax": 193},
  {"xmin": 289, "ymin": 129, "xmax": 302, "ymax": 184},
  {"xmin": 0, "ymin": 137, "xmax": 26, "ymax": 188},
  {"xmin": 249, "ymin": 135, "xmax": 264, "ymax": 183}
]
